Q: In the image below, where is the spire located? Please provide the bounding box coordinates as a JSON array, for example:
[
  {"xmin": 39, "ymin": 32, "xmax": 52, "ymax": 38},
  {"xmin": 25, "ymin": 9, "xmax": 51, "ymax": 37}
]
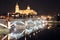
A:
[
  {"xmin": 16, "ymin": 2, "xmax": 18, "ymax": 5},
  {"xmin": 15, "ymin": 2, "xmax": 19, "ymax": 13},
  {"xmin": 27, "ymin": 5, "xmax": 30, "ymax": 10}
]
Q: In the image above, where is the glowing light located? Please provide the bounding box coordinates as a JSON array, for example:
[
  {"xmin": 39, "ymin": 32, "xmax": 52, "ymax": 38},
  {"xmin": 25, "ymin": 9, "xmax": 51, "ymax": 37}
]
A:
[
  {"xmin": 27, "ymin": 6, "xmax": 30, "ymax": 10},
  {"xmin": 47, "ymin": 16, "xmax": 52, "ymax": 20},
  {"xmin": 48, "ymin": 26, "xmax": 52, "ymax": 29}
]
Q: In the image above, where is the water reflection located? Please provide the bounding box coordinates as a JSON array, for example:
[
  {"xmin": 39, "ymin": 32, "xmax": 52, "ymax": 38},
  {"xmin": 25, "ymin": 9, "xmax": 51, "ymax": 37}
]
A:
[
  {"xmin": 0, "ymin": 19, "xmax": 60, "ymax": 40},
  {"xmin": 9, "ymin": 19, "xmax": 55, "ymax": 40}
]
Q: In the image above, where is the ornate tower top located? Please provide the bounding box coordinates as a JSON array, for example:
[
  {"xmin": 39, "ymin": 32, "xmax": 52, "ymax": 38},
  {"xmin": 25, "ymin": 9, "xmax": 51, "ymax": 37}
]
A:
[
  {"xmin": 15, "ymin": 2, "xmax": 19, "ymax": 13},
  {"xmin": 16, "ymin": 2, "xmax": 18, "ymax": 5},
  {"xmin": 27, "ymin": 5, "xmax": 30, "ymax": 10}
]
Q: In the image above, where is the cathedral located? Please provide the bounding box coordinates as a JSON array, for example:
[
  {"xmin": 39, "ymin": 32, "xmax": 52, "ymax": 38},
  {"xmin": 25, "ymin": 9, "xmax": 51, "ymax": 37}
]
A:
[
  {"xmin": 9, "ymin": 3, "xmax": 37, "ymax": 18},
  {"xmin": 15, "ymin": 3, "xmax": 37, "ymax": 15}
]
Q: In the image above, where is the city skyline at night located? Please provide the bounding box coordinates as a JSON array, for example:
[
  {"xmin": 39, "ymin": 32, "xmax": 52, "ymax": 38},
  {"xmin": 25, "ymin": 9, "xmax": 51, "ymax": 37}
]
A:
[{"xmin": 0, "ymin": 0, "xmax": 60, "ymax": 40}]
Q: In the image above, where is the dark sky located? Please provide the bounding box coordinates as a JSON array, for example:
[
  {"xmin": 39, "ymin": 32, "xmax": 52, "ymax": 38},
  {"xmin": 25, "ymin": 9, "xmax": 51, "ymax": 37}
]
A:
[{"xmin": 0, "ymin": 0, "xmax": 60, "ymax": 15}]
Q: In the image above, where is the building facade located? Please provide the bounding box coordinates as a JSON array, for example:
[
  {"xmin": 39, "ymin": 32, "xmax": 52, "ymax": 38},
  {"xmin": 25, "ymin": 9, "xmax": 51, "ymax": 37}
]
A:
[{"xmin": 15, "ymin": 3, "xmax": 37, "ymax": 15}]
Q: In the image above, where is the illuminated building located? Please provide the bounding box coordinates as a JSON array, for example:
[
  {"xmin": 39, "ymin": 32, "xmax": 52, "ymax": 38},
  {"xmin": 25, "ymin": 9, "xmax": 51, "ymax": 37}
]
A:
[
  {"xmin": 9, "ymin": 3, "xmax": 37, "ymax": 18},
  {"xmin": 15, "ymin": 3, "xmax": 37, "ymax": 15}
]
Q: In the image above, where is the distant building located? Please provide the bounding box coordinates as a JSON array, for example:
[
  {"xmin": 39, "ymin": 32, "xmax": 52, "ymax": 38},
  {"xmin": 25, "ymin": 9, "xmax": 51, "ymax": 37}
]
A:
[
  {"xmin": 9, "ymin": 3, "xmax": 37, "ymax": 18},
  {"xmin": 15, "ymin": 3, "xmax": 37, "ymax": 15}
]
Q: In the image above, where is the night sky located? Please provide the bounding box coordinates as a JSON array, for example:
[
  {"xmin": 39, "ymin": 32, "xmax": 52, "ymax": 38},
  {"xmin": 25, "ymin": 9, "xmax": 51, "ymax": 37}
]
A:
[{"xmin": 0, "ymin": 0, "xmax": 60, "ymax": 15}]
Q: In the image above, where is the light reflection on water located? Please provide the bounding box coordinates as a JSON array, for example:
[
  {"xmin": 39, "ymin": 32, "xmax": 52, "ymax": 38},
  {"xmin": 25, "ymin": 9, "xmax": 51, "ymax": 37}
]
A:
[
  {"xmin": 0, "ymin": 19, "xmax": 59, "ymax": 40},
  {"xmin": 9, "ymin": 20, "xmax": 57, "ymax": 40}
]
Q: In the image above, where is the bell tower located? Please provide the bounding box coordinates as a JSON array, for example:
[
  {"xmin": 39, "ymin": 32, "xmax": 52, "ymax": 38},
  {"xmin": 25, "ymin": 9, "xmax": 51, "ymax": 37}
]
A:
[{"xmin": 15, "ymin": 3, "xmax": 19, "ymax": 13}]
